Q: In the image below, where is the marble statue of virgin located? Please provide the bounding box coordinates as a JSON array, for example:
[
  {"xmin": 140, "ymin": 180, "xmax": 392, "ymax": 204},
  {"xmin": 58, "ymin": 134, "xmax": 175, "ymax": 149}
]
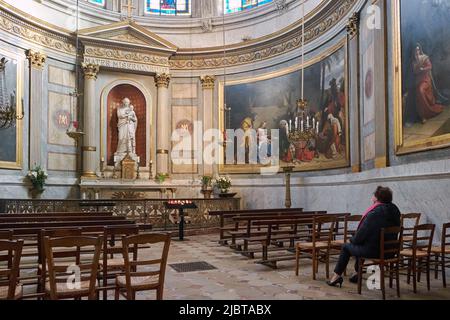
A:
[{"xmin": 116, "ymin": 97, "xmax": 137, "ymax": 155}]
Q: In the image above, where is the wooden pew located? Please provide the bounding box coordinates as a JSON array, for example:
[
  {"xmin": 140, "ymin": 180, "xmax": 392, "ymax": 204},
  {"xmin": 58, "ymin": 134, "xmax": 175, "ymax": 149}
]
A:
[
  {"xmin": 209, "ymin": 208, "xmax": 304, "ymax": 244},
  {"xmin": 250, "ymin": 213, "xmax": 351, "ymax": 268},
  {"xmin": 0, "ymin": 212, "xmax": 113, "ymax": 218},
  {"xmin": 230, "ymin": 211, "xmax": 327, "ymax": 250}
]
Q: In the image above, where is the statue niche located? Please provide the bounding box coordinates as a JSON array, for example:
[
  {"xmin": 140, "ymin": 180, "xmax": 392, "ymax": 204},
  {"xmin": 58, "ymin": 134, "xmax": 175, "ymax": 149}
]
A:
[{"xmin": 106, "ymin": 84, "xmax": 147, "ymax": 176}]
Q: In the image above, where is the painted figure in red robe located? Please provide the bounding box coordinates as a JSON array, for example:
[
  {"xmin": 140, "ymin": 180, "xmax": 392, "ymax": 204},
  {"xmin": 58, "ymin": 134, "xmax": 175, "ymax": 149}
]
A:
[{"xmin": 412, "ymin": 43, "xmax": 444, "ymax": 123}]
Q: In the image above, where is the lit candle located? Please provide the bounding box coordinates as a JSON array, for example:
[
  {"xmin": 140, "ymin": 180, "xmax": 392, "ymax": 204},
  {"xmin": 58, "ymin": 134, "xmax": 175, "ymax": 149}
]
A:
[
  {"xmin": 317, "ymin": 121, "xmax": 320, "ymax": 134},
  {"xmin": 313, "ymin": 118, "xmax": 316, "ymax": 129},
  {"xmin": 307, "ymin": 116, "xmax": 310, "ymax": 128},
  {"xmin": 289, "ymin": 120, "xmax": 292, "ymax": 132},
  {"xmin": 301, "ymin": 120, "xmax": 304, "ymax": 132},
  {"xmin": 101, "ymin": 157, "xmax": 105, "ymax": 162},
  {"xmin": 295, "ymin": 118, "xmax": 298, "ymax": 130}
]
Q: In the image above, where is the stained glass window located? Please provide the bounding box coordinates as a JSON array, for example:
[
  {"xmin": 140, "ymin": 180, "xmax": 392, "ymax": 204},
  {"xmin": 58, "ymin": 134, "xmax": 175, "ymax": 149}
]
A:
[
  {"xmin": 88, "ymin": 0, "xmax": 105, "ymax": 7},
  {"xmin": 225, "ymin": 0, "xmax": 272, "ymax": 14},
  {"xmin": 146, "ymin": 0, "xmax": 191, "ymax": 16}
]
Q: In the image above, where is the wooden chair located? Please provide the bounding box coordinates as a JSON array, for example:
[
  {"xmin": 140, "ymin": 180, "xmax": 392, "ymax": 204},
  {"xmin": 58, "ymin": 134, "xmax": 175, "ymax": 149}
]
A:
[
  {"xmin": 0, "ymin": 239, "xmax": 24, "ymax": 300},
  {"xmin": 37, "ymin": 228, "xmax": 83, "ymax": 297},
  {"xmin": 400, "ymin": 224, "xmax": 435, "ymax": 293},
  {"xmin": 100, "ymin": 225, "xmax": 139, "ymax": 300},
  {"xmin": 430, "ymin": 222, "xmax": 450, "ymax": 288},
  {"xmin": 357, "ymin": 227, "xmax": 403, "ymax": 300},
  {"xmin": 295, "ymin": 216, "xmax": 337, "ymax": 280},
  {"xmin": 43, "ymin": 235, "xmax": 103, "ymax": 300},
  {"xmin": 332, "ymin": 215, "xmax": 362, "ymax": 248},
  {"xmin": 115, "ymin": 233, "xmax": 171, "ymax": 300},
  {"xmin": 401, "ymin": 213, "xmax": 421, "ymax": 248}
]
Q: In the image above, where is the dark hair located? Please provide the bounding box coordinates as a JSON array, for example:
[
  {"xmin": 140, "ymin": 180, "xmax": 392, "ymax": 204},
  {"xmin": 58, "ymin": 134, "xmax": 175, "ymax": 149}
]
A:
[{"xmin": 374, "ymin": 186, "xmax": 393, "ymax": 203}]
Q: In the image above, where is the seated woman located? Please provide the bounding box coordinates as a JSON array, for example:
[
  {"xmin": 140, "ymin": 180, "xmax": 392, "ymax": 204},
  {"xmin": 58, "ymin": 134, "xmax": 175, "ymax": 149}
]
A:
[{"xmin": 327, "ymin": 186, "xmax": 401, "ymax": 287}]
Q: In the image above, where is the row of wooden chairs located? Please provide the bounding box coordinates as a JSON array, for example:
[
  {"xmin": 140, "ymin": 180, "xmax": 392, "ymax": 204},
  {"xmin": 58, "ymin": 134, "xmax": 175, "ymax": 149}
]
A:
[
  {"xmin": 293, "ymin": 213, "xmax": 450, "ymax": 299},
  {"xmin": 0, "ymin": 230, "xmax": 171, "ymax": 300}
]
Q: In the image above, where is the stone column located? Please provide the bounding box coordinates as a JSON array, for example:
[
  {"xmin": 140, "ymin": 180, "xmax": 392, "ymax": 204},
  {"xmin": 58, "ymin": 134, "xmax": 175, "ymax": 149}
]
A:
[
  {"xmin": 26, "ymin": 49, "xmax": 46, "ymax": 169},
  {"xmin": 81, "ymin": 63, "xmax": 100, "ymax": 179},
  {"xmin": 155, "ymin": 73, "xmax": 171, "ymax": 177},
  {"xmin": 200, "ymin": 75, "xmax": 215, "ymax": 176}
]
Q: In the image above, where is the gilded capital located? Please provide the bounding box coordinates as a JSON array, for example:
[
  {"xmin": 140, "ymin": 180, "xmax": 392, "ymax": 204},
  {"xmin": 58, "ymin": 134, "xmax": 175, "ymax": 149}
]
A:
[
  {"xmin": 155, "ymin": 73, "xmax": 171, "ymax": 88},
  {"xmin": 81, "ymin": 63, "xmax": 100, "ymax": 80},
  {"xmin": 200, "ymin": 75, "xmax": 216, "ymax": 90},
  {"xmin": 26, "ymin": 49, "xmax": 46, "ymax": 69},
  {"xmin": 347, "ymin": 12, "xmax": 360, "ymax": 39}
]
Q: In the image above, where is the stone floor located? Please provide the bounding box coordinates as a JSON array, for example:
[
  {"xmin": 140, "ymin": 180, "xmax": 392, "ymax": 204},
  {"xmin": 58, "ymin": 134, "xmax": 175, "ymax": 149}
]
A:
[{"xmin": 121, "ymin": 234, "xmax": 450, "ymax": 300}]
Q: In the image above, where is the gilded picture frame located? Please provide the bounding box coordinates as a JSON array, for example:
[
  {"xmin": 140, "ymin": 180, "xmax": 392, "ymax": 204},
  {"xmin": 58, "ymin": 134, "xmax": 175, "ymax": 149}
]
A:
[
  {"xmin": 218, "ymin": 38, "xmax": 350, "ymax": 174},
  {"xmin": 393, "ymin": 0, "xmax": 450, "ymax": 155},
  {"xmin": 0, "ymin": 48, "xmax": 23, "ymax": 170}
]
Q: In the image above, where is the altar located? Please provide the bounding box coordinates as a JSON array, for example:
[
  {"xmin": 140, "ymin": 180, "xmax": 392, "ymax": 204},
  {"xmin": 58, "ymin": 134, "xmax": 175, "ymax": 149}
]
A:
[{"xmin": 79, "ymin": 179, "xmax": 177, "ymax": 200}]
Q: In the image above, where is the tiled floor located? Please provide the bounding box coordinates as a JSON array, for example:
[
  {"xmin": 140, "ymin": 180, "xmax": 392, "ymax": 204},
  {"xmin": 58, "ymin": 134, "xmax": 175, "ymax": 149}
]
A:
[{"xmin": 123, "ymin": 234, "xmax": 450, "ymax": 300}]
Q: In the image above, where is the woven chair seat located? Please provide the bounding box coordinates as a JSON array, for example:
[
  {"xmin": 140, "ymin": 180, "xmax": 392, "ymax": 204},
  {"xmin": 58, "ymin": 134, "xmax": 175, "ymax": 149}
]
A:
[
  {"xmin": 0, "ymin": 284, "xmax": 22, "ymax": 300},
  {"xmin": 116, "ymin": 275, "xmax": 160, "ymax": 290},
  {"xmin": 400, "ymin": 249, "xmax": 429, "ymax": 257},
  {"xmin": 297, "ymin": 241, "xmax": 328, "ymax": 249},
  {"xmin": 430, "ymin": 246, "xmax": 450, "ymax": 254},
  {"xmin": 45, "ymin": 280, "xmax": 96, "ymax": 297}
]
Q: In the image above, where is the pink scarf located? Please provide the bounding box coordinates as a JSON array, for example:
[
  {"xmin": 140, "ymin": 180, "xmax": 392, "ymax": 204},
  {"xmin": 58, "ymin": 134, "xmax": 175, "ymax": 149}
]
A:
[{"xmin": 358, "ymin": 201, "xmax": 382, "ymax": 229}]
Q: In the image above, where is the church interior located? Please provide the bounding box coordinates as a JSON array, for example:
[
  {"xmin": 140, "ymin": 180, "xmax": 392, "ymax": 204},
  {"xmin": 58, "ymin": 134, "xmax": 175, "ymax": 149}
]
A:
[{"xmin": 0, "ymin": 0, "xmax": 449, "ymax": 302}]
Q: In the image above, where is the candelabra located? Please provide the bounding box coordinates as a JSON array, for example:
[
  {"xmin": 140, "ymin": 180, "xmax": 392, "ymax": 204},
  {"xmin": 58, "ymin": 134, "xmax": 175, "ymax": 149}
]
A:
[
  {"xmin": 148, "ymin": 160, "xmax": 153, "ymax": 180},
  {"xmin": 287, "ymin": 99, "xmax": 320, "ymax": 144},
  {"xmin": 100, "ymin": 157, "xmax": 105, "ymax": 179},
  {"xmin": 136, "ymin": 160, "xmax": 140, "ymax": 179}
]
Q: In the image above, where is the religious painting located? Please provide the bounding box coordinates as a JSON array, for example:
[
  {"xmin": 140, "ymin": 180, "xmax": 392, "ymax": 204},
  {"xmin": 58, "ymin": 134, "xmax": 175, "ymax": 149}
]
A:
[
  {"xmin": 106, "ymin": 84, "xmax": 146, "ymax": 166},
  {"xmin": 171, "ymin": 105, "xmax": 198, "ymax": 174},
  {"xmin": 0, "ymin": 49, "xmax": 23, "ymax": 169},
  {"xmin": 219, "ymin": 41, "xmax": 349, "ymax": 173},
  {"xmin": 393, "ymin": 0, "xmax": 450, "ymax": 154},
  {"xmin": 48, "ymin": 91, "xmax": 76, "ymax": 146}
]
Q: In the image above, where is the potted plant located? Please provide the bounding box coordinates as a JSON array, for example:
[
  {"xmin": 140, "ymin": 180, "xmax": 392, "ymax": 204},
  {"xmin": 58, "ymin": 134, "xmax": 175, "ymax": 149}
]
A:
[
  {"xmin": 27, "ymin": 165, "xmax": 48, "ymax": 197},
  {"xmin": 214, "ymin": 176, "xmax": 232, "ymax": 195},
  {"xmin": 199, "ymin": 175, "xmax": 213, "ymax": 198}
]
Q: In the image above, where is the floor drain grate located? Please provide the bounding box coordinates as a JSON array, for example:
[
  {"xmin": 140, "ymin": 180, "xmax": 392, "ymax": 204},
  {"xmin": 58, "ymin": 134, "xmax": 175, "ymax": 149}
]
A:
[{"xmin": 169, "ymin": 261, "xmax": 217, "ymax": 273}]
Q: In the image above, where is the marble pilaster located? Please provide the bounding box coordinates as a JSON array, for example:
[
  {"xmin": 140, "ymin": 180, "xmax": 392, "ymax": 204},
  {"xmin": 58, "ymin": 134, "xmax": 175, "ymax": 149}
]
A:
[
  {"xmin": 81, "ymin": 63, "xmax": 100, "ymax": 178},
  {"xmin": 26, "ymin": 49, "xmax": 46, "ymax": 169},
  {"xmin": 155, "ymin": 73, "xmax": 171, "ymax": 177},
  {"xmin": 200, "ymin": 75, "xmax": 215, "ymax": 176}
]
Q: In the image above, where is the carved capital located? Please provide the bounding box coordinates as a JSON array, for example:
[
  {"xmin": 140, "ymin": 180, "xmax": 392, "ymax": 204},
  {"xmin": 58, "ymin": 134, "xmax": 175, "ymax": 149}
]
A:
[
  {"xmin": 155, "ymin": 73, "xmax": 171, "ymax": 88},
  {"xmin": 0, "ymin": 57, "xmax": 8, "ymax": 72},
  {"xmin": 81, "ymin": 63, "xmax": 100, "ymax": 80},
  {"xmin": 200, "ymin": 75, "xmax": 216, "ymax": 90},
  {"xmin": 26, "ymin": 49, "xmax": 46, "ymax": 69},
  {"xmin": 347, "ymin": 12, "xmax": 360, "ymax": 39}
]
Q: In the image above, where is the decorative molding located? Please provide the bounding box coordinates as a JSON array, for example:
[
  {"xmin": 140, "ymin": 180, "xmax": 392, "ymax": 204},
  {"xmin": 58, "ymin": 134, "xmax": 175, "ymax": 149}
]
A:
[
  {"xmin": 82, "ymin": 146, "xmax": 97, "ymax": 152},
  {"xmin": 200, "ymin": 75, "xmax": 215, "ymax": 90},
  {"xmin": 274, "ymin": 0, "xmax": 289, "ymax": 13},
  {"xmin": 200, "ymin": 18, "xmax": 213, "ymax": 33},
  {"xmin": 346, "ymin": 12, "xmax": 360, "ymax": 39},
  {"xmin": 155, "ymin": 74, "xmax": 171, "ymax": 88},
  {"xmin": 0, "ymin": 9, "xmax": 75, "ymax": 55},
  {"xmin": 26, "ymin": 49, "xmax": 46, "ymax": 69},
  {"xmin": 156, "ymin": 149, "xmax": 169, "ymax": 154},
  {"xmin": 170, "ymin": 0, "xmax": 357, "ymax": 70},
  {"xmin": 84, "ymin": 46, "xmax": 169, "ymax": 67},
  {"xmin": 81, "ymin": 63, "xmax": 100, "ymax": 80}
]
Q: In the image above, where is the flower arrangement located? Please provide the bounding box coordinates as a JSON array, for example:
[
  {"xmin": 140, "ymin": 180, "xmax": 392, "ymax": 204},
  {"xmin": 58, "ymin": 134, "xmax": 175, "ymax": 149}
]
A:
[
  {"xmin": 27, "ymin": 165, "xmax": 48, "ymax": 193},
  {"xmin": 214, "ymin": 176, "xmax": 232, "ymax": 193},
  {"xmin": 199, "ymin": 175, "xmax": 213, "ymax": 190},
  {"xmin": 155, "ymin": 173, "xmax": 169, "ymax": 183}
]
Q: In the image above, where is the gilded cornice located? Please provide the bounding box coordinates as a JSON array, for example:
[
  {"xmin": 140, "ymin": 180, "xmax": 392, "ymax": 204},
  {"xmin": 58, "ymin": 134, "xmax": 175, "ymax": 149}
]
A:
[
  {"xmin": 0, "ymin": 0, "xmax": 357, "ymax": 70},
  {"xmin": 84, "ymin": 45, "xmax": 170, "ymax": 67},
  {"xmin": 0, "ymin": 6, "xmax": 75, "ymax": 55},
  {"xmin": 170, "ymin": 0, "xmax": 357, "ymax": 70}
]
